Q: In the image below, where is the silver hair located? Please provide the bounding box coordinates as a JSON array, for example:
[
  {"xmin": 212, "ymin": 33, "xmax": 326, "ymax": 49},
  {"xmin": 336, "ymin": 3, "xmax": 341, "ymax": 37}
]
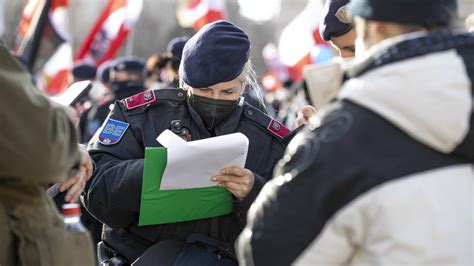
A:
[{"xmin": 237, "ymin": 59, "xmax": 268, "ymax": 112}]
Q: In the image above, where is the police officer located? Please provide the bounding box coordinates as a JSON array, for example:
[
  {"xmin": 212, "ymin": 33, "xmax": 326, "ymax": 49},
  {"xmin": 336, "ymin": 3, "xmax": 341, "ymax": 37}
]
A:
[
  {"xmin": 109, "ymin": 56, "xmax": 147, "ymax": 100},
  {"xmin": 294, "ymin": 0, "xmax": 357, "ymax": 128},
  {"xmin": 320, "ymin": 0, "xmax": 356, "ymax": 58},
  {"xmin": 0, "ymin": 42, "xmax": 94, "ymax": 265},
  {"xmin": 78, "ymin": 57, "xmax": 146, "ymax": 143},
  {"xmin": 85, "ymin": 20, "xmax": 293, "ymax": 264}
]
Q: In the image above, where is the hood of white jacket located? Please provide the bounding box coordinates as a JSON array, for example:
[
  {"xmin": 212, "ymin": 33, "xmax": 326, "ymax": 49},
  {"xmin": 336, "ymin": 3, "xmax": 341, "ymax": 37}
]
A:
[{"xmin": 338, "ymin": 31, "xmax": 473, "ymax": 155}]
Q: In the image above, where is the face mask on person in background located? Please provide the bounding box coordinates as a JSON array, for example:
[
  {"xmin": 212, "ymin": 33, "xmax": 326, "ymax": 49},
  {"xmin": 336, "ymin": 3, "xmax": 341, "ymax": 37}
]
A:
[
  {"xmin": 110, "ymin": 80, "xmax": 145, "ymax": 100},
  {"xmin": 190, "ymin": 94, "xmax": 241, "ymax": 130}
]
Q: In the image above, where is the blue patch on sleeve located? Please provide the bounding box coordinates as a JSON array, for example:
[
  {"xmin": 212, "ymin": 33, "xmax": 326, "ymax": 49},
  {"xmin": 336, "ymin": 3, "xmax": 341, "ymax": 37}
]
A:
[{"xmin": 98, "ymin": 118, "xmax": 129, "ymax": 145}]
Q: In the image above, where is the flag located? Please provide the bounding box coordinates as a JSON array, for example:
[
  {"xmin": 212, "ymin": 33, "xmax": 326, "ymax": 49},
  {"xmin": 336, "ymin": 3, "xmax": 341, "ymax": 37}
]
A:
[
  {"xmin": 75, "ymin": 0, "xmax": 143, "ymax": 66},
  {"xmin": 13, "ymin": 0, "xmax": 50, "ymax": 71},
  {"xmin": 34, "ymin": 0, "xmax": 73, "ymax": 95},
  {"xmin": 176, "ymin": 0, "xmax": 226, "ymax": 32},
  {"xmin": 36, "ymin": 42, "xmax": 73, "ymax": 95},
  {"xmin": 278, "ymin": 0, "xmax": 330, "ymax": 80}
]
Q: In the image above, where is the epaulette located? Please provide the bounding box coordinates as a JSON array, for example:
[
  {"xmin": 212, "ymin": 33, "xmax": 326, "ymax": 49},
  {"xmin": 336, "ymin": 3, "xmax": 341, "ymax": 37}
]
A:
[
  {"xmin": 123, "ymin": 89, "xmax": 187, "ymax": 110},
  {"xmin": 243, "ymin": 103, "xmax": 290, "ymax": 139}
]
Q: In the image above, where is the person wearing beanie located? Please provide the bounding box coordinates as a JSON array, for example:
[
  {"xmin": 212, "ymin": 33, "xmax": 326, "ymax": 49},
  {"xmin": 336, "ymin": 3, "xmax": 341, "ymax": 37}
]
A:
[
  {"xmin": 84, "ymin": 20, "xmax": 295, "ymax": 264},
  {"xmin": 320, "ymin": 0, "xmax": 356, "ymax": 57},
  {"xmin": 238, "ymin": 0, "xmax": 473, "ymax": 265}
]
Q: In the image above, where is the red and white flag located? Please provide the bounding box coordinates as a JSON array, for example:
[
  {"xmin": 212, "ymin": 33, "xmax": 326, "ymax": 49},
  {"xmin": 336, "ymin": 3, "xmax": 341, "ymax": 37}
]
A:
[
  {"xmin": 36, "ymin": 42, "xmax": 73, "ymax": 95},
  {"xmin": 13, "ymin": 0, "xmax": 49, "ymax": 70},
  {"xmin": 278, "ymin": 0, "xmax": 328, "ymax": 80},
  {"xmin": 176, "ymin": 0, "xmax": 226, "ymax": 32},
  {"xmin": 75, "ymin": 0, "xmax": 143, "ymax": 66},
  {"xmin": 13, "ymin": 0, "xmax": 72, "ymax": 95}
]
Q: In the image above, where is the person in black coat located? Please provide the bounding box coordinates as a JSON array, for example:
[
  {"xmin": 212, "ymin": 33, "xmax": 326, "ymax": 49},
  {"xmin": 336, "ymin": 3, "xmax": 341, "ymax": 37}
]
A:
[{"xmin": 84, "ymin": 20, "xmax": 295, "ymax": 264}]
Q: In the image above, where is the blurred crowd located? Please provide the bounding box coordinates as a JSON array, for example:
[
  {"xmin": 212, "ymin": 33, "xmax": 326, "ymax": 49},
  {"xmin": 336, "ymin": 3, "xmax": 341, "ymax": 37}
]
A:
[{"xmin": 1, "ymin": 0, "xmax": 473, "ymax": 265}]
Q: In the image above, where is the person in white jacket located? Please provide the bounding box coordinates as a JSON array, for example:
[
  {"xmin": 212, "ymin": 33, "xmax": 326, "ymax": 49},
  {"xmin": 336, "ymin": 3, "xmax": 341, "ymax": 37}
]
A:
[{"xmin": 237, "ymin": 0, "xmax": 474, "ymax": 265}]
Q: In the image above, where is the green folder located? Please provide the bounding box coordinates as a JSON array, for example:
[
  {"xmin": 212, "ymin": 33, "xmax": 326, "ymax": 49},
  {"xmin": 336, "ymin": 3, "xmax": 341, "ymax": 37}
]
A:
[{"xmin": 139, "ymin": 147, "xmax": 233, "ymax": 226}]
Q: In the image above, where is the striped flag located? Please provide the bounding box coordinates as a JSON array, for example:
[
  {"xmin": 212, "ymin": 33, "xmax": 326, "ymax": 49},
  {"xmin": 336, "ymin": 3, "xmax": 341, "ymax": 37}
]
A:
[
  {"xmin": 176, "ymin": 0, "xmax": 226, "ymax": 32},
  {"xmin": 34, "ymin": 0, "xmax": 73, "ymax": 95},
  {"xmin": 13, "ymin": 0, "xmax": 74, "ymax": 95},
  {"xmin": 278, "ymin": 0, "xmax": 329, "ymax": 80},
  {"xmin": 75, "ymin": 0, "xmax": 143, "ymax": 66},
  {"xmin": 13, "ymin": 0, "xmax": 50, "ymax": 71}
]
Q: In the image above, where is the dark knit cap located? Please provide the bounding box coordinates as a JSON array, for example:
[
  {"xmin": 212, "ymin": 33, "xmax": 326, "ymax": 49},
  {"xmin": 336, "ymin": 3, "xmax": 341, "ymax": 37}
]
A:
[{"xmin": 349, "ymin": 0, "xmax": 458, "ymax": 28}]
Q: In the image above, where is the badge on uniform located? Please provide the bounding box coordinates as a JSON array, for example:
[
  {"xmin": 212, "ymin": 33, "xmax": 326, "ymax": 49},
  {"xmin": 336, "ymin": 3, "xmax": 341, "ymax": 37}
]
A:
[
  {"xmin": 267, "ymin": 119, "xmax": 290, "ymax": 139},
  {"xmin": 125, "ymin": 90, "xmax": 156, "ymax": 110},
  {"xmin": 98, "ymin": 118, "xmax": 129, "ymax": 145}
]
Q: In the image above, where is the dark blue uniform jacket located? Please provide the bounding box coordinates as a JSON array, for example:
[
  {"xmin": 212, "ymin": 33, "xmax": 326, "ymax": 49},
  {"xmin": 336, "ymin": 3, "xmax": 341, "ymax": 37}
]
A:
[{"xmin": 84, "ymin": 89, "xmax": 294, "ymax": 262}]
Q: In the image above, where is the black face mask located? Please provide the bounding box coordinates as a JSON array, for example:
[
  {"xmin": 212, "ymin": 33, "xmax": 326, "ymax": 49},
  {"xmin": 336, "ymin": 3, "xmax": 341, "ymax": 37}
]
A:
[
  {"xmin": 190, "ymin": 94, "xmax": 239, "ymax": 130},
  {"xmin": 110, "ymin": 81, "xmax": 145, "ymax": 100}
]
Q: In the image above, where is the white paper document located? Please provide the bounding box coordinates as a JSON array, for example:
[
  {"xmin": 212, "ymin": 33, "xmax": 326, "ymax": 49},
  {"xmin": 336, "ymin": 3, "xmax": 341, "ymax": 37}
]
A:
[{"xmin": 156, "ymin": 129, "xmax": 249, "ymax": 190}]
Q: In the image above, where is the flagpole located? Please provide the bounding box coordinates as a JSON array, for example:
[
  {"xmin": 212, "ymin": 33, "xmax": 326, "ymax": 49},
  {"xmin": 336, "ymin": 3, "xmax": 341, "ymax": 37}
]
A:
[{"xmin": 125, "ymin": 28, "xmax": 135, "ymax": 56}]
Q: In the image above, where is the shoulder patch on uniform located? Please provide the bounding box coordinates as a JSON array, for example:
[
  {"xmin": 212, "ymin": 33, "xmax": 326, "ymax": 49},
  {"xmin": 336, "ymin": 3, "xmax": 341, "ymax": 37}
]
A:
[
  {"xmin": 267, "ymin": 119, "xmax": 290, "ymax": 139},
  {"xmin": 98, "ymin": 118, "xmax": 129, "ymax": 145},
  {"xmin": 125, "ymin": 90, "xmax": 156, "ymax": 110},
  {"xmin": 124, "ymin": 89, "xmax": 187, "ymax": 111},
  {"xmin": 243, "ymin": 103, "xmax": 291, "ymax": 139}
]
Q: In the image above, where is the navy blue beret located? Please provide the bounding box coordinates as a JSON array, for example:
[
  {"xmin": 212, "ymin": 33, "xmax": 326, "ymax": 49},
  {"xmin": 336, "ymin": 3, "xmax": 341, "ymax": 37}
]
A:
[
  {"xmin": 320, "ymin": 0, "xmax": 353, "ymax": 41},
  {"xmin": 112, "ymin": 56, "xmax": 146, "ymax": 73},
  {"xmin": 349, "ymin": 0, "xmax": 458, "ymax": 28},
  {"xmin": 179, "ymin": 20, "xmax": 250, "ymax": 88},
  {"xmin": 72, "ymin": 62, "xmax": 97, "ymax": 80},
  {"xmin": 167, "ymin": 36, "xmax": 190, "ymax": 61},
  {"xmin": 97, "ymin": 60, "xmax": 113, "ymax": 84}
]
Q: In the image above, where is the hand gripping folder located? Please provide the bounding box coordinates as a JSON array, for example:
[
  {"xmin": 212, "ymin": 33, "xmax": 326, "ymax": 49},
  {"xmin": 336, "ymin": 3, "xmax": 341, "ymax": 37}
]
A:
[{"xmin": 139, "ymin": 130, "xmax": 249, "ymax": 225}]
